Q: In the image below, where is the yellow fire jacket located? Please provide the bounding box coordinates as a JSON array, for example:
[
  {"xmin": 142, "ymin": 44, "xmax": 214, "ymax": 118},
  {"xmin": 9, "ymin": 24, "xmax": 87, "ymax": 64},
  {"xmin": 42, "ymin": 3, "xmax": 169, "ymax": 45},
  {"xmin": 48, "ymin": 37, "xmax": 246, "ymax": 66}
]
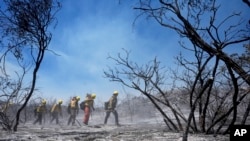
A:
[{"xmin": 51, "ymin": 103, "xmax": 62, "ymax": 113}]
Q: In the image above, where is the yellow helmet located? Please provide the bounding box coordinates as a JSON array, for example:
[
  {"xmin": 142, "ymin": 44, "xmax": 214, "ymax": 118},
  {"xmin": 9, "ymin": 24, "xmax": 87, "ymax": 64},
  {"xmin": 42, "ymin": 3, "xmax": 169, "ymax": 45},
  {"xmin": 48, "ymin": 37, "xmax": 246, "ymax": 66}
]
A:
[
  {"xmin": 91, "ymin": 93, "xmax": 96, "ymax": 99},
  {"xmin": 113, "ymin": 91, "xmax": 119, "ymax": 95},
  {"xmin": 58, "ymin": 99, "xmax": 63, "ymax": 104},
  {"xmin": 76, "ymin": 96, "xmax": 80, "ymax": 101},
  {"xmin": 42, "ymin": 99, "xmax": 46, "ymax": 104}
]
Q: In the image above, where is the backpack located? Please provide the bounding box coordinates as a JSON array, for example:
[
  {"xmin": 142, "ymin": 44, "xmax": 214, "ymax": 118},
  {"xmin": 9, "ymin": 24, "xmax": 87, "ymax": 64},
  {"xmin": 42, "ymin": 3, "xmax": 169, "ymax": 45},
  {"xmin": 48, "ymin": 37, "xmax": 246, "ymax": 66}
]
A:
[
  {"xmin": 80, "ymin": 101, "xmax": 85, "ymax": 110},
  {"xmin": 104, "ymin": 101, "xmax": 109, "ymax": 110},
  {"xmin": 80, "ymin": 94, "xmax": 91, "ymax": 110}
]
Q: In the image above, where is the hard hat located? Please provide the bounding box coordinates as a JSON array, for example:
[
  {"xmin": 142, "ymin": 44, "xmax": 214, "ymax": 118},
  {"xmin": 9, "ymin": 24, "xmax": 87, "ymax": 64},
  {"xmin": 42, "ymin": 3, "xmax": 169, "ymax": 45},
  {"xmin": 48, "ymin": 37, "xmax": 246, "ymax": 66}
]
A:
[
  {"xmin": 113, "ymin": 91, "xmax": 119, "ymax": 95},
  {"xmin": 42, "ymin": 99, "xmax": 46, "ymax": 104},
  {"xmin": 91, "ymin": 93, "xmax": 96, "ymax": 99},
  {"xmin": 76, "ymin": 96, "xmax": 80, "ymax": 101},
  {"xmin": 58, "ymin": 99, "xmax": 63, "ymax": 104}
]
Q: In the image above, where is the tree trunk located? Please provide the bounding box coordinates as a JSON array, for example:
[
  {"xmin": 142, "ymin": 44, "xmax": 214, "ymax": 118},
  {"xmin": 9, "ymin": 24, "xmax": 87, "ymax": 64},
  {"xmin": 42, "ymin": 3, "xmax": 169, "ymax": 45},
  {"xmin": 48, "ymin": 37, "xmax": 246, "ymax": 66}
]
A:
[
  {"xmin": 241, "ymin": 100, "xmax": 250, "ymax": 125},
  {"xmin": 182, "ymin": 78, "xmax": 213, "ymax": 141},
  {"xmin": 13, "ymin": 48, "xmax": 44, "ymax": 131}
]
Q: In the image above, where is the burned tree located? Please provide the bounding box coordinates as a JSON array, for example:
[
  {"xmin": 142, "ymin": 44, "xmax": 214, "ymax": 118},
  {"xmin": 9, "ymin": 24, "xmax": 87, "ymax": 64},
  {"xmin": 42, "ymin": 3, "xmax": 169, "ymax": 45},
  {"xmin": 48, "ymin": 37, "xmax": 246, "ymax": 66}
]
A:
[
  {"xmin": 173, "ymin": 45, "xmax": 250, "ymax": 140},
  {"xmin": 0, "ymin": 0, "xmax": 61, "ymax": 131},
  {"xmin": 131, "ymin": 0, "xmax": 250, "ymax": 84},
  {"xmin": 0, "ymin": 64, "xmax": 28, "ymax": 131},
  {"xmin": 104, "ymin": 49, "xmax": 189, "ymax": 131},
  {"xmin": 131, "ymin": 0, "xmax": 250, "ymax": 140},
  {"xmin": 106, "ymin": 0, "xmax": 249, "ymax": 140}
]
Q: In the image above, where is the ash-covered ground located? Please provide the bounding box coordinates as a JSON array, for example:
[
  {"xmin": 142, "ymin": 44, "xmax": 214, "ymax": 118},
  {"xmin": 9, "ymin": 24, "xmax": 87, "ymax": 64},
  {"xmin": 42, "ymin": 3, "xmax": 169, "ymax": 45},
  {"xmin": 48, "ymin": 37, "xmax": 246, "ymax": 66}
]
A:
[{"xmin": 0, "ymin": 110, "xmax": 229, "ymax": 141}]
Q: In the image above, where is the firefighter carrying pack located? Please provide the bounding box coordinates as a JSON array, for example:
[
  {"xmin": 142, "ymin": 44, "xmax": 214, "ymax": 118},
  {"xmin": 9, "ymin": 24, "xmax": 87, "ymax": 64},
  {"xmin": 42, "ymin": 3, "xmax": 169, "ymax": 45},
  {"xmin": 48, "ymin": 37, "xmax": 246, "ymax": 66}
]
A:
[{"xmin": 80, "ymin": 94, "xmax": 92, "ymax": 110}]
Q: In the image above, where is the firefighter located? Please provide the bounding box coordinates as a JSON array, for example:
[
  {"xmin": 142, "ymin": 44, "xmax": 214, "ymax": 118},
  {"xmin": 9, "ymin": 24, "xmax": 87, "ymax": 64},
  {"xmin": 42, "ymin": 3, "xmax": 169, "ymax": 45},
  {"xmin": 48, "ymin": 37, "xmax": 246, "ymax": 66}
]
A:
[
  {"xmin": 104, "ymin": 91, "xmax": 120, "ymax": 126},
  {"xmin": 33, "ymin": 99, "xmax": 47, "ymax": 125},
  {"xmin": 83, "ymin": 93, "xmax": 96, "ymax": 125},
  {"xmin": 67, "ymin": 96, "xmax": 80, "ymax": 125},
  {"xmin": 50, "ymin": 99, "xmax": 63, "ymax": 124}
]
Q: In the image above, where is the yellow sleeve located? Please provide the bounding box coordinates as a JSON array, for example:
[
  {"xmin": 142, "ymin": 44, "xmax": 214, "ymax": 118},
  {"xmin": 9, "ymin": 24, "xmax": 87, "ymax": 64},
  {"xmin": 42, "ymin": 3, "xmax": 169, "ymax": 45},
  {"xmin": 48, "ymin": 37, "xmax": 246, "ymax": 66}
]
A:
[{"xmin": 51, "ymin": 104, "xmax": 56, "ymax": 112}]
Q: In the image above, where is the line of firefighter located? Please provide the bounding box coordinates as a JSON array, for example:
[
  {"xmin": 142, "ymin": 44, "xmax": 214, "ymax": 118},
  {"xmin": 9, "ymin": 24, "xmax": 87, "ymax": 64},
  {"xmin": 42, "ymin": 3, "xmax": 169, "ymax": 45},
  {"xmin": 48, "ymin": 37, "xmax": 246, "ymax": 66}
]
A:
[{"xmin": 33, "ymin": 91, "xmax": 120, "ymax": 126}]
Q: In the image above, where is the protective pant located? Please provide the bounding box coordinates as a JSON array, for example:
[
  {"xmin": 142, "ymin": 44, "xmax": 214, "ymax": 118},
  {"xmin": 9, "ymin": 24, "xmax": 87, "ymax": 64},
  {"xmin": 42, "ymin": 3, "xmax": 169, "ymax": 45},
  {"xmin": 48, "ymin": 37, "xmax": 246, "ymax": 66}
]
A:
[
  {"xmin": 83, "ymin": 106, "xmax": 90, "ymax": 125},
  {"xmin": 67, "ymin": 108, "xmax": 77, "ymax": 125},
  {"xmin": 104, "ymin": 109, "xmax": 119, "ymax": 125},
  {"xmin": 33, "ymin": 112, "xmax": 43, "ymax": 125},
  {"xmin": 50, "ymin": 112, "xmax": 59, "ymax": 124}
]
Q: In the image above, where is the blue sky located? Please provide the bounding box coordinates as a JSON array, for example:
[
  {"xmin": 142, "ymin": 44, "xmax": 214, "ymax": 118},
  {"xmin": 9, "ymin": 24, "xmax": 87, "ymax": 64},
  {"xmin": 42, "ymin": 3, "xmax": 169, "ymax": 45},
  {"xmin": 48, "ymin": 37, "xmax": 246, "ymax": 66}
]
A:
[
  {"xmin": 2, "ymin": 0, "xmax": 248, "ymax": 105},
  {"xmin": 37, "ymin": 0, "xmax": 181, "ymax": 104},
  {"xmin": 35, "ymin": 0, "xmax": 249, "ymax": 104}
]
